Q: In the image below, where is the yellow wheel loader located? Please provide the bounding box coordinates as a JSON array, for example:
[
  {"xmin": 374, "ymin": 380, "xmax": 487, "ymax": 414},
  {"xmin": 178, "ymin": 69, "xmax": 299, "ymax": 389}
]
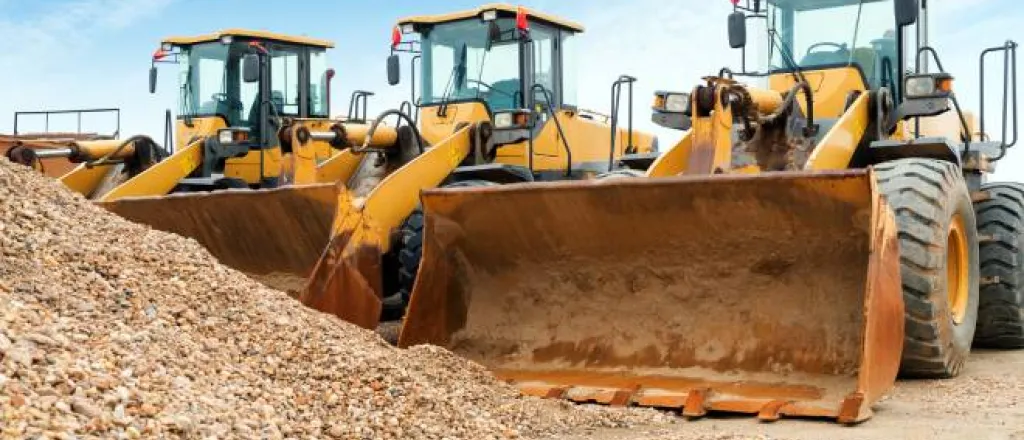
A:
[
  {"xmin": 295, "ymin": 4, "xmax": 659, "ymax": 328},
  {"xmin": 15, "ymin": 30, "xmax": 405, "ymax": 288},
  {"xmin": 397, "ymin": 0, "xmax": 1020, "ymax": 424}
]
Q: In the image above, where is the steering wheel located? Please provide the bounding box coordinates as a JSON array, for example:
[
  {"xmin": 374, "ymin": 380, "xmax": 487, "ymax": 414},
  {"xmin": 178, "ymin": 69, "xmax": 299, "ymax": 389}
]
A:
[
  {"xmin": 466, "ymin": 79, "xmax": 516, "ymax": 99},
  {"xmin": 805, "ymin": 42, "xmax": 848, "ymax": 56},
  {"xmin": 211, "ymin": 93, "xmax": 244, "ymax": 111}
]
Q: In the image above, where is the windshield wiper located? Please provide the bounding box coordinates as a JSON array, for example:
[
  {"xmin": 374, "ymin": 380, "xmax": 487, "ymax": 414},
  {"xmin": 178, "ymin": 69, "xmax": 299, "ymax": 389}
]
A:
[
  {"xmin": 180, "ymin": 67, "xmax": 196, "ymax": 127},
  {"xmin": 769, "ymin": 28, "xmax": 808, "ymax": 86},
  {"xmin": 437, "ymin": 44, "xmax": 467, "ymax": 116},
  {"xmin": 436, "ymin": 64, "xmax": 459, "ymax": 116}
]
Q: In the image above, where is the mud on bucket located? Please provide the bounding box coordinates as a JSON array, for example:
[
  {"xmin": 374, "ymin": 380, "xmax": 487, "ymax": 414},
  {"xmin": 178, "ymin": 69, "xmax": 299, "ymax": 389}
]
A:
[{"xmin": 399, "ymin": 169, "xmax": 903, "ymax": 424}]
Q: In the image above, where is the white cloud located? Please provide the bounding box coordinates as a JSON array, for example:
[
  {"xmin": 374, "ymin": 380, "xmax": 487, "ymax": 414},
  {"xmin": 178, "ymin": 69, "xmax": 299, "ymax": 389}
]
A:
[
  {"xmin": 0, "ymin": 0, "xmax": 175, "ymax": 138},
  {"xmin": 0, "ymin": 0, "xmax": 172, "ymax": 72}
]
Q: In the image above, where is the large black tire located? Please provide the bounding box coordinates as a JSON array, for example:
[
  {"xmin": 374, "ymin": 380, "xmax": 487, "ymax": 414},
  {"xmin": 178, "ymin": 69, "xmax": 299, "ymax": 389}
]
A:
[
  {"xmin": 875, "ymin": 158, "xmax": 980, "ymax": 378},
  {"xmin": 973, "ymin": 183, "xmax": 1024, "ymax": 348},
  {"xmin": 380, "ymin": 179, "xmax": 499, "ymax": 321}
]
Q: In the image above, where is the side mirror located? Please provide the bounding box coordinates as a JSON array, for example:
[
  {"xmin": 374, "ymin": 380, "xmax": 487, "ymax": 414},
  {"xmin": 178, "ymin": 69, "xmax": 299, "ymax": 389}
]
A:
[
  {"xmin": 149, "ymin": 66, "xmax": 158, "ymax": 94},
  {"xmin": 242, "ymin": 54, "xmax": 260, "ymax": 83},
  {"xmin": 894, "ymin": 0, "xmax": 918, "ymax": 27},
  {"xmin": 387, "ymin": 54, "xmax": 401, "ymax": 86},
  {"xmin": 728, "ymin": 12, "xmax": 747, "ymax": 49}
]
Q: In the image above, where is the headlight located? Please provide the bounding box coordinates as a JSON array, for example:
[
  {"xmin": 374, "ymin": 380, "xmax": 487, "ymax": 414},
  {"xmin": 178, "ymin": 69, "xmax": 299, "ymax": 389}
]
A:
[
  {"xmin": 653, "ymin": 91, "xmax": 690, "ymax": 113},
  {"xmin": 905, "ymin": 73, "xmax": 953, "ymax": 99},
  {"xmin": 481, "ymin": 10, "xmax": 498, "ymax": 21},
  {"xmin": 494, "ymin": 112, "xmax": 514, "ymax": 128},
  {"xmin": 665, "ymin": 94, "xmax": 690, "ymax": 112},
  {"xmin": 905, "ymin": 77, "xmax": 935, "ymax": 98},
  {"xmin": 493, "ymin": 110, "xmax": 530, "ymax": 129},
  {"xmin": 218, "ymin": 129, "xmax": 235, "ymax": 144},
  {"xmin": 219, "ymin": 35, "xmax": 233, "ymax": 45},
  {"xmin": 400, "ymin": 23, "xmax": 415, "ymax": 34}
]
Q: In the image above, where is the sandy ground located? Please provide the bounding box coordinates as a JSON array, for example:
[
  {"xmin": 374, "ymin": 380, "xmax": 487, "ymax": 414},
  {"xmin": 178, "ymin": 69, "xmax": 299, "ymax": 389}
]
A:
[{"xmin": 565, "ymin": 349, "xmax": 1024, "ymax": 440}]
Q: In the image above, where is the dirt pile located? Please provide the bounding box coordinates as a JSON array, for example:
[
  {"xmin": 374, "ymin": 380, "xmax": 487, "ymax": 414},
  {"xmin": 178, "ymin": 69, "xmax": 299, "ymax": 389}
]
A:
[{"xmin": 0, "ymin": 159, "xmax": 672, "ymax": 439}]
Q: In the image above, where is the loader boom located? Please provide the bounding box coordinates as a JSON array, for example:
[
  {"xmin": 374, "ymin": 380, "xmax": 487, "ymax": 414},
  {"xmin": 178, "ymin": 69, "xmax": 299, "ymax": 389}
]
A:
[
  {"xmin": 295, "ymin": 4, "xmax": 661, "ymax": 327},
  {"xmin": 301, "ymin": 124, "xmax": 475, "ymax": 328}
]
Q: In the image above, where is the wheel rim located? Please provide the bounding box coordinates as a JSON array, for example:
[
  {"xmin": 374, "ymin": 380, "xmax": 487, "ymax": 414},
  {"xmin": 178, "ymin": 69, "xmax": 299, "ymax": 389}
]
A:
[{"xmin": 947, "ymin": 214, "xmax": 970, "ymax": 325}]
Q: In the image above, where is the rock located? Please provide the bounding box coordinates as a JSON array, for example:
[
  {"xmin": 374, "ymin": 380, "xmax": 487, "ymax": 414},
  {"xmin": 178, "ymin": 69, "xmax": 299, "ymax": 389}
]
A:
[
  {"xmin": 171, "ymin": 376, "xmax": 190, "ymax": 390},
  {"xmin": 10, "ymin": 392, "xmax": 26, "ymax": 407},
  {"xmin": 112, "ymin": 404, "xmax": 127, "ymax": 425},
  {"xmin": 70, "ymin": 397, "xmax": 101, "ymax": 419},
  {"xmin": 166, "ymin": 414, "xmax": 196, "ymax": 434},
  {"xmin": 0, "ymin": 332, "xmax": 11, "ymax": 353},
  {"xmin": 23, "ymin": 333, "xmax": 58, "ymax": 347},
  {"xmin": 6, "ymin": 347, "xmax": 33, "ymax": 367}
]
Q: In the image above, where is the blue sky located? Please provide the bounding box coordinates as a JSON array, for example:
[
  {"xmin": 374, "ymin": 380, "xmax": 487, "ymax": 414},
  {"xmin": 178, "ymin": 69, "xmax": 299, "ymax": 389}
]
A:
[{"xmin": 1, "ymin": 0, "xmax": 1021, "ymax": 180}]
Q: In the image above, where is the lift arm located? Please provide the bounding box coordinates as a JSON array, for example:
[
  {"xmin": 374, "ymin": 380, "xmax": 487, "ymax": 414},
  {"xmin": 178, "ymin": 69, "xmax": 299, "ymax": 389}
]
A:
[{"xmin": 299, "ymin": 123, "xmax": 475, "ymax": 329}]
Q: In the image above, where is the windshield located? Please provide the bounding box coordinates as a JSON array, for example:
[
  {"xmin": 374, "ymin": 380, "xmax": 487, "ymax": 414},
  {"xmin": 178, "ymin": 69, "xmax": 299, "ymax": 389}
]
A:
[
  {"xmin": 177, "ymin": 42, "xmax": 327, "ymax": 127},
  {"xmin": 177, "ymin": 42, "xmax": 256, "ymax": 127},
  {"xmin": 420, "ymin": 18, "xmax": 522, "ymax": 111},
  {"xmin": 766, "ymin": 0, "xmax": 898, "ymax": 90}
]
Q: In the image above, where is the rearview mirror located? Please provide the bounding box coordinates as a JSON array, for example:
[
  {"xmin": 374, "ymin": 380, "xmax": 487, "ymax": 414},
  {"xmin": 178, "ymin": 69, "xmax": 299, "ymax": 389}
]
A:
[
  {"xmin": 387, "ymin": 54, "xmax": 400, "ymax": 86},
  {"xmin": 242, "ymin": 54, "xmax": 260, "ymax": 83},
  {"xmin": 728, "ymin": 12, "xmax": 746, "ymax": 49},
  {"xmin": 894, "ymin": 0, "xmax": 918, "ymax": 27},
  {"xmin": 149, "ymin": 66, "xmax": 157, "ymax": 94}
]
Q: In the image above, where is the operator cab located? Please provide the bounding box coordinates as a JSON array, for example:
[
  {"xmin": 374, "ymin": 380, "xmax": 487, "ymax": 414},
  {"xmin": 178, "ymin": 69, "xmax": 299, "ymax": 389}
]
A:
[
  {"xmin": 389, "ymin": 4, "xmax": 584, "ymax": 131},
  {"xmin": 764, "ymin": 0, "xmax": 901, "ymax": 97},
  {"xmin": 148, "ymin": 29, "xmax": 336, "ymax": 188},
  {"xmin": 152, "ymin": 30, "xmax": 334, "ymax": 146}
]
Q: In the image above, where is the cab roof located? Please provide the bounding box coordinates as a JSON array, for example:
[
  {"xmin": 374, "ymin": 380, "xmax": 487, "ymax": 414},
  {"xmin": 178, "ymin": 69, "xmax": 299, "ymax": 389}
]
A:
[
  {"xmin": 397, "ymin": 3, "xmax": 584, "ymax": 33},
  {"xmin": 768, "ymin": 0, "xmax": 890, "ymax": 11},
  {"xmin": 161, "ymin": 29, "xmax": 334, "ymax": 48}
]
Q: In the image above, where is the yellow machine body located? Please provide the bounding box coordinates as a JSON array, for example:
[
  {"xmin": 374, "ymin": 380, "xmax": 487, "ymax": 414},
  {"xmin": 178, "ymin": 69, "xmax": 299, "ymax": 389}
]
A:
[
  {"xmin": 296, "ymin": 5, "xmax": 658, "ymax": 327},
  {"xmin": 398, "ymin": 67, "xmax": 908, "ymax": 422},
  {"xmin": 395, "ymin": 0, "xmax": 1006, "ymax": 420}
]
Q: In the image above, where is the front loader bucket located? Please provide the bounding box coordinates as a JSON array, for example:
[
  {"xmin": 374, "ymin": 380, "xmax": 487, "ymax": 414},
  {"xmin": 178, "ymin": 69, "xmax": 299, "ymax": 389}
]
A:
[
  {"xmin": 99, "ymin": 184, "xmax": 340, "ymax": 294},
  {"xmin": 399, "ymin": 170, "xmax": 903, "ymax": 424}
]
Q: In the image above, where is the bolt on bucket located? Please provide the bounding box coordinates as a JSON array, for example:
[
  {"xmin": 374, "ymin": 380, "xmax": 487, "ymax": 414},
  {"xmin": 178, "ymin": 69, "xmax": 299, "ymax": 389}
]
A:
[
  {"xmin": 399, "ymin": 170, "xmax": 903, "ymax": 423},
  {"xmin": 99, "ymin": 183, "xmax": 340, "ymax": 295}
]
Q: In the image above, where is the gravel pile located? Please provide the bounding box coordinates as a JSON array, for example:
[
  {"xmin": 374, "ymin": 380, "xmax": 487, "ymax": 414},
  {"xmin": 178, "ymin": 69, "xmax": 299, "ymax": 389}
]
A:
[{"xmin": 0, "ymin": 159, "xmax": 673, "ymax": 439}]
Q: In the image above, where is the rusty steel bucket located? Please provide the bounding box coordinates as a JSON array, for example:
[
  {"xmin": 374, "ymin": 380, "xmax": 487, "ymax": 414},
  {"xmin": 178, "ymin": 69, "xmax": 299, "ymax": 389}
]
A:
[
  {"xmin": 99, "ymin": 183, "xmax": 340, "ymax": 294},
  {"xmin": 399, "ymin": 169, "xmax": 904, "ymax": 424}
]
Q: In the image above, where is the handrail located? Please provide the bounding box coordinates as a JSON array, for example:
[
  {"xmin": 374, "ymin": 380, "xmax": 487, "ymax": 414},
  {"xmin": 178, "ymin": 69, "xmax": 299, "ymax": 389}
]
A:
[
  {"xmin": 528, "ymin": 84, "xmax": 572, "ymax": 177},
  {"xmin": 609, "ymin": 75, "xmax": 637, "ymax": 172},
  {"xmin": 347, "ymin": 91, "xmax": 375, "ymax": 122},
  {"xmin": 980, "ymin": 40, "xmax": 1018, "ymax": 161},
  {"xmin": 14, "ymin": 108, "xmax": 120, "ymax": 139}
]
